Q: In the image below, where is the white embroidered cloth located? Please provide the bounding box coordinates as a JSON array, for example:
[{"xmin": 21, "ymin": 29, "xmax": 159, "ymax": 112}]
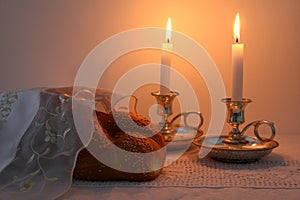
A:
[{"xmin": 0, "ymin": 87, "xmax": 112, "ymax": 200}]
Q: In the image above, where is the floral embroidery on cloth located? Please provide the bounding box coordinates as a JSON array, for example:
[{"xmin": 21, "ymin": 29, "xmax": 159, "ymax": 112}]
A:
[
  {"xmin": 0, "ymin": 87, "xmax": 112, "ymax": 199},
  {"xmin": 0, "ymin": 92, "xmax": 18, "ymax": 129}
]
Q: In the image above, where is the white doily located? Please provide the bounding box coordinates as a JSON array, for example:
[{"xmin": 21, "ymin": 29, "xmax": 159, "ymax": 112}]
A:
[{"xmin": 74, "ymin": 147, "xmax": 300, "ymax": 189}]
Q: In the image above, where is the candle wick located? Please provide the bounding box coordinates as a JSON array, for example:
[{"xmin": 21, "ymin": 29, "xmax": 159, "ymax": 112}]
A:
[
  {"xmin": 235, "ymin": 37, "xmax": 239, "ymax": 43},
  {"xmin": 167, "ymin": 38, "xmax": 170, "ymax": 43}
]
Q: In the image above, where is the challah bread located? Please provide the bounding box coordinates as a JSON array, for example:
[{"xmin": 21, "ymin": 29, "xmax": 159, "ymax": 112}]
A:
[{"xmin": 73, "ymin": 111, "xmax": 166, "ymax": 181}]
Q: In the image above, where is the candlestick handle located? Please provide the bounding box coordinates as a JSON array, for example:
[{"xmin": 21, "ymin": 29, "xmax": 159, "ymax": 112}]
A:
[
  {"xmin": 241, "ymin": 120, "xmax": 275, "ymax": 142},
  {"xmin": 170, "ymin": 111, "xmax": 204, "ymax": 138}
]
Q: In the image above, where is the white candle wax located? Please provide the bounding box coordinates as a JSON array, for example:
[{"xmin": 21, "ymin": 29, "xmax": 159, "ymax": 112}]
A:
[
  {"xmin": 160, "ymin": 43, "xmax": 173, "ymax": 95},
  {"xmin": 160, "ymin": 17, "xmax": 172, "ymax": 95},
  {"xmin": 231, "ymin": 12, "xmax": 244, "ymax": 101},
  {"xmin": 232, "ymin": 43, "xmax": 244, "ymax": 101}
]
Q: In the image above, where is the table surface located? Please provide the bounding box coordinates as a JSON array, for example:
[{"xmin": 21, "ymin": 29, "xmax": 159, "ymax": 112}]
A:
[{"xmin": 59, "ymin": 133, "xmax": 300, "ymax": 200}]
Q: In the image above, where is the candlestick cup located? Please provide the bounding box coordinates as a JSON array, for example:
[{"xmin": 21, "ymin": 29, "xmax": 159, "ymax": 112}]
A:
[
  {"xmin": 151, "ymin": 91, "xmax": 178, "ymax": 141},
  {"xmin": 222, "ymin": 98, "xmax": 252, "ymax": 144}
]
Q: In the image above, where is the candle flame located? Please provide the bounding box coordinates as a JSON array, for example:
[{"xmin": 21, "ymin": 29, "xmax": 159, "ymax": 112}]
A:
[
  {"xmin": 233, "ymin": 13, "xmax": 240, "ymax": 43},
  {"xmin": 166, "ymin": 17, "xmax": 172, "ymax": 43}
]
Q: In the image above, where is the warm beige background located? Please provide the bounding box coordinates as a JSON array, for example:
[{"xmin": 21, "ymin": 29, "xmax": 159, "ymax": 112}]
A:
[{"xmin": 0, "ymin": 0, "xmax": 299, "ymax": 136}]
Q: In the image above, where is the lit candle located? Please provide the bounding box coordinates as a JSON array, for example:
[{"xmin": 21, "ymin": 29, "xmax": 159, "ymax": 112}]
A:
[
  {"xmin": 160, "ymin": 17, "xmax": 173, "ymax": 95},
  {"xmin": 232, "ymin": 12, "xmax": 244, "ymax": 101}
]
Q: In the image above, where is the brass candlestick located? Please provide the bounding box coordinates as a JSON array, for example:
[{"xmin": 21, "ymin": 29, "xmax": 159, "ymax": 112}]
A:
[
  {"xmin": 222, "ymin": 98, "xmax": 275, "ymax": 144},
  {"xmin": 195, "ymin": 98, "xmax": 279, "ymax": 163},
  {"xmin": 151, "ymin": 91, "xmax": 204, "ymax": 144}
]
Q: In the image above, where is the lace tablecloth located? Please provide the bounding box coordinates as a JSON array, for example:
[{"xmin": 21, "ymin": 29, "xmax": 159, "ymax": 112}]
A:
[
  {"xmin": 73, "ymin": 145, "xmax": 300, "ymax": 189},
  {"xmin": 66, "ymin": 143, "xmax": 300, "ymax": 200}
]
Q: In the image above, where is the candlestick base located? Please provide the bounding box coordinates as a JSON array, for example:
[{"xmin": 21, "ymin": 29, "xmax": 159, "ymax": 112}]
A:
[
  {"xmin": 195, "ymin": 136, "xmax": 279, "ymax": 163},
  {"xmin": 194, "ymin": 98, "xmax": 279, "ymax": 163}
]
